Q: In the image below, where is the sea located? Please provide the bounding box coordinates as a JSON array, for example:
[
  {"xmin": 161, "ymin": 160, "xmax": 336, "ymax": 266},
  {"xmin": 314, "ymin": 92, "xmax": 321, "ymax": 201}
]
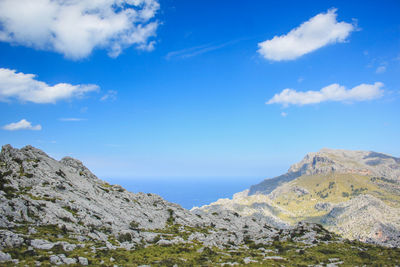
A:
[{"xmin": 102, "ymin": 176, "xmax": 264, "ymax": 210}]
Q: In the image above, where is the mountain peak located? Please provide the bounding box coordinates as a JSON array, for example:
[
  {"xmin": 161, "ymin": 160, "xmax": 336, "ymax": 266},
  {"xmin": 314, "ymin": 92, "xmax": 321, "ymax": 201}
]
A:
[
  {"xmin": 288, "ymin": 148, "xmax": 400, "ymax": 180},
  {"xmin": 248, "ymin": 147, "xmax": 399, "ymax": 199}
]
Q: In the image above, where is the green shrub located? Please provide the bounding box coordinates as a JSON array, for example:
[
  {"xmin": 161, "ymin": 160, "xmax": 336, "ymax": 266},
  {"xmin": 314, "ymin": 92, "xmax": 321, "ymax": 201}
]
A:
[
  {"xmin": 129, "ymin": 221, "xmax": 139, "ymax": 229},
  {"xmin": 55, "ymin": 169, "xmax": 66, "ymax": 178},
  {"xmin": 117, "ymin": 233, "xmax": 132, "ymax": 242},
  {"xmin": 167, "ymin": 209, "xmax": 175, "ymax": 225}
]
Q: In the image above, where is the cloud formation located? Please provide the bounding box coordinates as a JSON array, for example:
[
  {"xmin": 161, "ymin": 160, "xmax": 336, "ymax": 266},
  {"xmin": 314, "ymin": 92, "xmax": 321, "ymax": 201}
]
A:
[
  {"xmin": 0, "ymin": 0, "xmax": 160, "ymax": 59},
  {"xmin": 376, "ymin": 65, "xmax": 386, "ymax": 74},
  {"xmin": 166, "ymin": 40, "xmax": 239, "ymax": 60},
  {"xmin": 59, "ymin": 118, "xmax": 86, "ymax": 122},
  {"xmin": 258, "ymin": 8, "xmax": 355, "ymax": 61},
  {"xmin": 3, "ymin": 119, "xmax": 42, "ymax": 131},
  {"xmin": 0, "ymin": 68, "xmax": 98, "ymax": 104},
  {"xmin": 267, "ymin": 82, "xmax": 384, "ymax": 107},
  {"xmin": 100, "ymin": 90, "xmax": 118, "ymax": 101}
]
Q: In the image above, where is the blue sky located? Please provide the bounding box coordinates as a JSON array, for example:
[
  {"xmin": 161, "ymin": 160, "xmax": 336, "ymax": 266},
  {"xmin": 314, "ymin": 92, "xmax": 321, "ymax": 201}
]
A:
[{"xmin": 0, "ymin": 0, "xmax": 399, "ymax": 179}]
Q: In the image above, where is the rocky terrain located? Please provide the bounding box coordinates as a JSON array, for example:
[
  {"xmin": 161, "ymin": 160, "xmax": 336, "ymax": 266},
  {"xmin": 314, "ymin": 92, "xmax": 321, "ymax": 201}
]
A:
[
  {"xmin": 194, "ymin": 148, "xmax": 400, "ymax": 249},
  {"xmin": 0, "ymin": 145, "xmax": 399, "ymax": 266}
]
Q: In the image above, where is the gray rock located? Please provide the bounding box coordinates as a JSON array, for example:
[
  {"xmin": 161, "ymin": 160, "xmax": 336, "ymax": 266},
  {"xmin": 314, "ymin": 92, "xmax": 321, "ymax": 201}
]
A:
[
  {"xmin": 156, "ymin": 239, "xmax": 174, "ymax": 246},
  {"xmin": 78, "ymin": 257, "xmax": 89, "ymax": 266},
  {"xmin": 49, "ymin": 255, "xmax": 62, "ymax": 265},
  {"xmin": 243, "ymin": 257, "xmax": 257, "ymax": 264},
  {"xmin": 50, "ymin": 254, "xmax": 77, "ymax": 265},
  {"xmin": 0, "ymin": 230, "xmax": 24, "ymax": 249},
  {"xmin": 78, "ymin": 257, "xmax": 88, "ymax": 266},
  {"xmin": 0, "ymin": 251, "xmax": 11, "ymax": 262},
  {"xmin": 62, "ymin": 256, "xmax": 77, "ymax": 265},
  {"xmin": 264, "ymin": 256, "xmax": 285, "ymax": 260},
  {"xmin": 31, "ymin": 239, "xmax": 55, "ymax": 250},
  {"xmin": 59, "ymin": 242, "xmax": 76, "ymax": 252}
]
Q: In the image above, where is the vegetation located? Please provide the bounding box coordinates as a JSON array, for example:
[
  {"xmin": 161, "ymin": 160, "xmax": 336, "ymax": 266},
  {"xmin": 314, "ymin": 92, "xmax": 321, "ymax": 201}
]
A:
[
  {"xmin": 62, "ymin": 206, "xmax": 79, "ymax": 216},
  {"xmin": 129, "ymin": 220, "xmax": 139, "ymax": 229},
  {"xmin": 1, "ymin": 226, "xmax": 399, "ymax": 266},
  {"xmin": 4, "ymin": 207, "xmax": 397, "ymax": 266},
  {"xmin": 0, "ymin": 170, "xmax": 17, "ymax": 199}
]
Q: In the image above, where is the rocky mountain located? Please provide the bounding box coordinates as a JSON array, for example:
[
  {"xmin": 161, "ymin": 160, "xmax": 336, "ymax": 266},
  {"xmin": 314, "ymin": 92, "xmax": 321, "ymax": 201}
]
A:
[
  {"xmin": 249, "ymin": 148, "xmax": 400, "ymax": 195},
  {"xmin": 194, "ymin": 148, "xmax": 400, "ymax": 248},
  {"xmin": 0, "ymin": 145, "xmax": 399, "ymax": 266}
]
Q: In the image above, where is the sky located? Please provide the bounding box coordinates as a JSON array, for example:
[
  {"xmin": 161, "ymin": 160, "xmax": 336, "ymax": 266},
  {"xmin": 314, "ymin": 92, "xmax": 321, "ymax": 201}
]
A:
[{"xmin": 0, "ymin": 0, "xmax": 399, "ymax": 179}]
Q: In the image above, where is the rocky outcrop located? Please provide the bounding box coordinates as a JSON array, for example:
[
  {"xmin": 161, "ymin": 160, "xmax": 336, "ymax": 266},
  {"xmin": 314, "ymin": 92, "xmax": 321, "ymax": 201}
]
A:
[
  {"xmin": 0, "ymin": 144, "xmax": 294, "ymax": 246},
  {"xmin": 0, "ymin": 144, "xmax": 203, "ymax": 233}
]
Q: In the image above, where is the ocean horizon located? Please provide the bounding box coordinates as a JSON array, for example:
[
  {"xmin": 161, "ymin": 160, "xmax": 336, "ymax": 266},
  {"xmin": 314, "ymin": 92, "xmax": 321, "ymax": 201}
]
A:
[{"xmin": 103, "ymin": 176, "xmax": 264, "ymax": 210}]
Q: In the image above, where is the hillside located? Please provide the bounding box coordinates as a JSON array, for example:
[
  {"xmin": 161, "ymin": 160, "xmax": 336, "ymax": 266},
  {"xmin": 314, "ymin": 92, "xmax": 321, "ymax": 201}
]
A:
[
  {"xmin": 0, "ymin": 145, "xmax": 399, "ymax": 266},
  {"xmin": 194, "ymin": 148, "xmax": 400, "ymax": 247}
]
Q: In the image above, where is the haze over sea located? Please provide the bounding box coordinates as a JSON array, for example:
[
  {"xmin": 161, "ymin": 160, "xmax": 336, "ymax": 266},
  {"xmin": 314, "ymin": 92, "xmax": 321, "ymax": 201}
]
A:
[{"xmin": 103, "ymin": 176, "xmax": 263, "ymax": 210}]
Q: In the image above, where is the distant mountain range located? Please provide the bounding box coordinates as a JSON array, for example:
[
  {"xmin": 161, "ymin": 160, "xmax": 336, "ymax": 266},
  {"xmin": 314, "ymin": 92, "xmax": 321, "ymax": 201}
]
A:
[
  {"xmin": 0, "ymin": 145, "xmax": 399, "ymax": 265},
  {"xmin": 194, "ymin": 148, "xmax": 400, "ymax": 247}
]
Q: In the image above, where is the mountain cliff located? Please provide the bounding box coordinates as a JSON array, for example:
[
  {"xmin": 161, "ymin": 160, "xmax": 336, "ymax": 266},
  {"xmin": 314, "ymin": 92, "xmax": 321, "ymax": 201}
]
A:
[
  {"xmin": 194, "ymin": 148, "xmax": 400, "ymax": 248},
  {"xmin": 1, "ymin": 145, "xmax": 399, "ymax": 266}
]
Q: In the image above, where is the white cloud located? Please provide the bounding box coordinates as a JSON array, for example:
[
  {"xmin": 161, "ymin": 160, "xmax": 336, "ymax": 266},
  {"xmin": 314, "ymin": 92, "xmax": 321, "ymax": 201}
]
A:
[
  {"xmin": 100, "ymin": 90, "xmax": 118, "ymax": 101},
  {"xmin": 258, "ymin": 8, "xmax": 355, "ymax": 61},
  {"xmin": 0, "ymin": 0, "xmax": 160, "ymax": 59},
  {"xmin": 267, "ymin": 82, "xmax": 384, "ymax": 107},
  {"xmin": 281, "ymin": 112, "xmax": 288, "ymax": 117},
  {"xmin": 376, "ymin": 65, "xmax": 386, "ymax": 74},
  {"xmin": 166, "ymin": 40, "xmax": 239, "ymax": 60},
  {"xmin": 0, "ymin": 68, "xmax": 98, "ymax": 103},
  {"xmin": 3, "ymin": 119, "xmax": 42, "ymax": 131},
  {"xmin": 59, "ymin": 118, "xmax": 86, "ymax": 122}
]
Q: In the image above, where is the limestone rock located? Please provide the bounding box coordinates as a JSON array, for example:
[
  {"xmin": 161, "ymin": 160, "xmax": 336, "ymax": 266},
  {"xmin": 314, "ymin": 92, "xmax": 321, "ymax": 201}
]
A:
[
  {"xmin": 78, "ymin": 257, "xmax": 88, "ymax": 265},
  {"xmin": 0, "ymin": 251, "xmax": 11, "ymax": 262},
  {"xmin": 30, "ymin": 239, "xmax": 55, "ymax": 250}
]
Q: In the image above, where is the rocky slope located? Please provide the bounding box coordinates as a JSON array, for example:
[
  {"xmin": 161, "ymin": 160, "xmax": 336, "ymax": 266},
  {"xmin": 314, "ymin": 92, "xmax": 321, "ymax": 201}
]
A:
[
  {"xmin": 194, "ymin": 148, "xmax": 400, "ymax": 248},
  {"xmin": 0, "ymin": 145, "xmax": 399, "ymax": 266}
]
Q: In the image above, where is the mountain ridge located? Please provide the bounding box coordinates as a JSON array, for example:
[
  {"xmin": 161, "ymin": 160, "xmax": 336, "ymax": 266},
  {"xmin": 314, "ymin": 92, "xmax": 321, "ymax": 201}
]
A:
[
  {"xmin": 195, "ymin": 148, "xmax": 400, "ymax": 248},
  {"xmin": 249, "ymin": 148, "xmax": 400, "ymax": 195}
]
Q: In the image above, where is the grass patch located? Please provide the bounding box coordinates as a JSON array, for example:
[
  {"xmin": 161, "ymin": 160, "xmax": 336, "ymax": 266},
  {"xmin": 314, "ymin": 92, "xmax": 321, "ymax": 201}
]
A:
[{"xmin": 62, "ymin": 206, "xmax": 79, "ymax": 216}]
